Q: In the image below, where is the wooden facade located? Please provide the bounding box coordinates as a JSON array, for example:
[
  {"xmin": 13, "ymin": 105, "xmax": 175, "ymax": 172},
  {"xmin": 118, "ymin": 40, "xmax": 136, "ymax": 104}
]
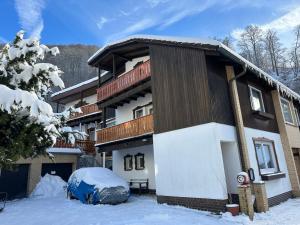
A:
[
  {"xmin": 90, "ymin": 39, "xmax": 281, "ymax": 143},
  {"xmin": 237, "ymin": 73, "xmax": 279, "ymax": 133},
  {"xmin": 150, "ymin": 45, "xmax": 211, "ymax": 134}
]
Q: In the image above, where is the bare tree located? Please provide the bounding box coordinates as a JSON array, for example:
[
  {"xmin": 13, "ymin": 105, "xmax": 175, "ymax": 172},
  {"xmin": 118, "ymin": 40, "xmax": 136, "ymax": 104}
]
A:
[
  {"xmin": 290, "ymin": 25, "xmax": 300, "ymax": 77},
  {"xmin": 264, "ymin": 29, "xmax": 285, "ymax": 76},
  {"xmin": 238, "ymin": 25, "xmax": 265, "ymax": 68},
  {"xmin": 212, "ymin": 36, "xmax": 235, "ymax": 50}
]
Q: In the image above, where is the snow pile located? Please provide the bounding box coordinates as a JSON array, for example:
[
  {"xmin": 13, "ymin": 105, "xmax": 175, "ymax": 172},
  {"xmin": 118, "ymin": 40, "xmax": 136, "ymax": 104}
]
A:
[
  {"xmin": 31, "ymin": 174, "xmax": 66, "ymax": 199},
  {"xmin": 68, "ymin": 167, "xmax": 129, "ymax": 191}
]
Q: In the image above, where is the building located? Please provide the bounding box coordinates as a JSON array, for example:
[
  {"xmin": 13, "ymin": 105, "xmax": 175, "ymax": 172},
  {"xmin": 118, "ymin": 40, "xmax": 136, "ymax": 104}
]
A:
[
  {"xmin": 51, "ymin": 74, "xmax": 115, "ymax": 168},
  {"xmin": 87, "ymin": 35, "xmax": 300, "ymax": 212}
]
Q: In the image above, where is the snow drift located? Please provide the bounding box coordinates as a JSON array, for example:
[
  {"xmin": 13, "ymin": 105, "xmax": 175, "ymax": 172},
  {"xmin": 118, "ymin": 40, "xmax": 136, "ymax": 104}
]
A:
[{"xmin": 31, "ymin": 174, "xmax": 66, "ymax": 198}]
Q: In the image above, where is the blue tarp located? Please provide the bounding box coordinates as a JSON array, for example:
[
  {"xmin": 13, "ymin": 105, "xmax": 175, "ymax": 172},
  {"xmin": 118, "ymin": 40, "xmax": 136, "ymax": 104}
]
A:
[{"xmin": 68, "ymin": 180, "xmax": 95, "ymax": 204}]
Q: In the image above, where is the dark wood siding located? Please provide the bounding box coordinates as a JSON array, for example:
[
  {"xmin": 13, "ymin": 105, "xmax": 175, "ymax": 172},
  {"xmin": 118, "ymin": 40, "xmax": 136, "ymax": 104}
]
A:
[
  {"xmin": 150, "ymin": 45, "xmax": 211, "ymax": 134},
  {"xmin": 237, "ymin": 73, "xmax": 279, "ymax": 133},
  {"xmin": 206, "ymin": 56, "xmax": 235, "ymax": 126}
]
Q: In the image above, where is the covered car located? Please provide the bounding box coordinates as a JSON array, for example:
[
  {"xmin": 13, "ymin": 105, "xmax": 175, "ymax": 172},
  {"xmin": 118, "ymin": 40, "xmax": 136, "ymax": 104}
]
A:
[{"xmin": 67, "ymin": 167, "xmax": 129, "ymax": 205}]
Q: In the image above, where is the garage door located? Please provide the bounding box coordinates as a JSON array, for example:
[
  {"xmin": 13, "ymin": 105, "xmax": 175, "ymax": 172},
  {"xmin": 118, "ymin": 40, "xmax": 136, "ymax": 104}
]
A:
[
  {"xmin": 0, "ymin": 164, "xmax": 29, "ymax": 200},
  {"xmin": 41, "ymin": 163, "xmax": 73, "ymax": 182}
]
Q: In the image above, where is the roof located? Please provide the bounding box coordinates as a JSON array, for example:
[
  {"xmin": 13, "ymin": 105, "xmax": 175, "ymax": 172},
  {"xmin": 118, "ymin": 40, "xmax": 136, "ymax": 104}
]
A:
[
  {"xmin": 51, "ymin": 76, "xmax": 98, "ymax": 98},
  {"xmin": 88, "ymin": 35, "xmax": 300, "ymax": 102},
  {"xmin": 47, "ymin": 147, "xmax": 82, "ymax": 155}
]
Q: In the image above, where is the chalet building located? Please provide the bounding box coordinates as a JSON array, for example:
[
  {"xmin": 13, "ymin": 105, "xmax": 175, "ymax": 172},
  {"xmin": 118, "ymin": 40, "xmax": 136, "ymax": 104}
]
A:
[
  {"xmin": 51, "ymin": 75, "xmax": 115, "ymax": 167},
  {"xmin": 87, "ymin": 35, "xmax": 300, "ymax": 212}
]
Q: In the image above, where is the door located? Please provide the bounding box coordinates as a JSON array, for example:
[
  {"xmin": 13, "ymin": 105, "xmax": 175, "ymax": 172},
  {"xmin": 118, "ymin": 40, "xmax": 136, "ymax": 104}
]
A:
[
  {"xmin": 0, "ymin": 164, "xmax": 29, "ymax": 200},
  {"xmin": 41, "ymin": 163, "xmax": 73, "ymax": 182},
  {"xmin": 221, "ymin": 141, "xmax": 242, "ymax": 203}
]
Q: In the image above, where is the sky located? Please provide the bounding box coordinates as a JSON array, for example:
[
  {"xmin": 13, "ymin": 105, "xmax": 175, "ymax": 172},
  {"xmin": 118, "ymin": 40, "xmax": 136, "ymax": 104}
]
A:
[{"xmin": 0, "ymin": 0, "xmax": 300, "ymax": 47}]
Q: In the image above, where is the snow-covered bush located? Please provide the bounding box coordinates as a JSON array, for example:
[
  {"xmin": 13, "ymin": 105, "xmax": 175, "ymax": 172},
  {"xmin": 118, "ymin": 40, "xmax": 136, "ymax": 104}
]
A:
[{"xmin": 0, "ymin": 31, "xmax": 64, "ymax": 168}]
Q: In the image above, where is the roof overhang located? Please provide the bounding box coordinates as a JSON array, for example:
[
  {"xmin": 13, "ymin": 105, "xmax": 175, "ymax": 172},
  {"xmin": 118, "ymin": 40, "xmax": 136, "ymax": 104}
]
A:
[{"xmin": 88, "ymin": 35, "xmax": 300, "ymax": 102}]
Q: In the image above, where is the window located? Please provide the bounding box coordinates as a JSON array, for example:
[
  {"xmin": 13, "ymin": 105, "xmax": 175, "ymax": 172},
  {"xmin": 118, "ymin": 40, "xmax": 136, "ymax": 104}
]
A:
[
  {"xmin": 254, "ymin": 140, "xmax": 279, "ymax": 175},
  {"xmin": 249, "ymin": 86, "xmax": 265, "ymax": 112},
  {"xmin": 135, "ymin": 153, "xmax": 145, "ymax": 170},
  {"xmin": 133, "ymin": 103, "xmax": 153, "ymax": 119},
  {"xmin": 280, "ymin": 98, "xmax": 294, "ymax": 124},
  {"xmin": 134, "ymin": 108, "xmax": 144, "ymax": 119},
  {"xmin": 124, "ymin": 155, "xmax": 133, "ymax": 171}
]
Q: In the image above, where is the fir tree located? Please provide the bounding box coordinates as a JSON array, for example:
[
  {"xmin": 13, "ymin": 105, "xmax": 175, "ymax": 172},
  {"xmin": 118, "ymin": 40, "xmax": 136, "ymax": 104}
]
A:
[{"xmin": 0, "ymin": 31, "xmax": 64, "ymax": 168}]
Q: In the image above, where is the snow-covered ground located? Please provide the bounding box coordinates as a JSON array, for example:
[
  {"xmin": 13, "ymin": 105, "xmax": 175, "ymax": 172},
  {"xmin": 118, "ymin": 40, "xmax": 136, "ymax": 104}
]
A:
[
  {"xmin": 1, "ymin": 174, "xmax": 300, "ymax": 225},
  {"xmin": 2, "ymin": 194, "xmax": 300, "ymax": 225}
]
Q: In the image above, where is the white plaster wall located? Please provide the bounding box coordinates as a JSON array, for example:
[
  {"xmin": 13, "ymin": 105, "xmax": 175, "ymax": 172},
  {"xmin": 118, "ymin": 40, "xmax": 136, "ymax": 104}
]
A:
[
  {"xmin": 112, "ymin": 145, "xmax": 156, "ymax": 190},
  {"xmin": 115, "ymin": 93, "xmax": 152, "ymax": 124},
  {"xmin": 123, "ymin": 56, "xmax": 150, "ymax": 74},
  {"xmin": 244, "ymin": 127, "xmax": 292, "ymax": 198},
  {"xmin": 153, "ymin": 123, "xmax": 238, "ymax": 200}
]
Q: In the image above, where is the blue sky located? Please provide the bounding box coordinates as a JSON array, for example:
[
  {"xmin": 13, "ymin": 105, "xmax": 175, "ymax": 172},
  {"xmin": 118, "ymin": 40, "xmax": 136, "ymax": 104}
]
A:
[{"xmin": 1, "ymin": 0, "xmax": 300, "ymax": 46}]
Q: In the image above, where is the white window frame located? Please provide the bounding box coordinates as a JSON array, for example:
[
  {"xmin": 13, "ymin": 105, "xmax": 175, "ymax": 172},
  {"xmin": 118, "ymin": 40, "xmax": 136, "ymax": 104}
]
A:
[
  {"xmin": 254, "ymin": 140, "xmax": 279, "ymax": 175},
  {"xmin": 133, "ymin": 103, "xmax": 153, "ymax": 119},
  {"xmin": 134, "ymin": 107, "xmax": 145, "ymax": 119},
  {"xmin": 249, "ymin": 85, "xmax": 265, "ymax": 112},
  {"xmin": 280, "ymin": 97, "xmax": 294, "ymax": 125}
]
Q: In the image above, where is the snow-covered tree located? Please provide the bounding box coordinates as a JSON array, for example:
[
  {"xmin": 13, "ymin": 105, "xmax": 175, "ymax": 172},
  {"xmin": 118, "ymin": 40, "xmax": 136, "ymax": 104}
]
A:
[{"xmin": 0, "ymin": 31, "xmax": 64, "ymax": 168}]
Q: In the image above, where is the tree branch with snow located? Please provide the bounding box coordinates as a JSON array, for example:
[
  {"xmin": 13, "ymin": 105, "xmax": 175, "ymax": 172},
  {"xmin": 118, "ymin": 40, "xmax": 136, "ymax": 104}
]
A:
[{"xmin": 0, "ymin": 31, "xmax": 64, "ymax": 168}]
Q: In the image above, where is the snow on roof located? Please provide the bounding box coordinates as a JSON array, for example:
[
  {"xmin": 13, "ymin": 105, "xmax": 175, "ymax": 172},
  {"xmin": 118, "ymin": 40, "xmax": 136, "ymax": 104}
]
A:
[
  {"xmin": 47, "ymin": 147, "xmax": 82, "ymax": 154},
  {"xmin": 51, "ymin": 76, "xmax": 98, "ymax": 98},
  {"xmin": 88, "ymin": 35, "xmax": 300, "ymax": 102}
]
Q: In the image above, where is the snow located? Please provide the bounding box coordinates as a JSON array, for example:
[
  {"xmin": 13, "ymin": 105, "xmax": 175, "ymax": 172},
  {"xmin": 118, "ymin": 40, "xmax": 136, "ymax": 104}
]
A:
[
  {"xmin": 2, "ymin": 194, "xmax": 300, "ymax": 225},
  {"xmin": 30, "ymin": 174, "xmax": 66, "ymax": 199},
  {"xmin": 51, "ymin": 71, "xmax": 107, "ymax": 98},
  {"xmin": 88, "ymin": 35, "xmax": 300, "ymax": 102},
  {"xmin": 69, "ymin": 167, "xmax": 129, "ymax": 191},
  {"xmin": 0, "ymin": 84, "xmax": 59, "ymax": 139},
  {"xmin": 47, "ymin": 147, "xmax": 82, "ymax": 154}
]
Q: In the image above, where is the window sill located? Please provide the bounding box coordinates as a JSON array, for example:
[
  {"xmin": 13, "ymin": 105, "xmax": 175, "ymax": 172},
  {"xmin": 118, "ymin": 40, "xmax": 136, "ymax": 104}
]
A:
[
  {"xmin": 252, "ymin": 110, "xmax": 275, "ymax": 120},
  {"xmin": 261, "ymin": 172, "xmax": 285, "ymax": 181}
]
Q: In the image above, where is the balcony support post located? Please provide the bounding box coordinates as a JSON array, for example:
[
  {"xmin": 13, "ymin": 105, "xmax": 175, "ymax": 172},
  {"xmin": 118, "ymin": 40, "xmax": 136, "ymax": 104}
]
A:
[
  {"xmin": 102, "ymin": 107, "xmax": 107, "ymax": 128},
  {"xmin": 102, "ymin": 152, "xmax": 106, "ymax": 168}
]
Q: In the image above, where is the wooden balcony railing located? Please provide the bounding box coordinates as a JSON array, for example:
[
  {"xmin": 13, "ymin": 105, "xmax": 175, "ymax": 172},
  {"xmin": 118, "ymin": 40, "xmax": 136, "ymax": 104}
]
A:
[
  {"xmin": 96, "ymin": 114, "xmax": 153, "ymax": 145},
  {"xmin": 53, "ymin": 139, "xmax": 96, "ymax": 155},
  {"xmin": 97, "ymin": 60, "xmax": 151, "ymax": 103},
  {"xmin": 69, "ymin": 103, "xmax": 101, "ymax": 120},
  {"xmin": 76, "ymin": 140, "xmax": 96, "ymax": 154}
]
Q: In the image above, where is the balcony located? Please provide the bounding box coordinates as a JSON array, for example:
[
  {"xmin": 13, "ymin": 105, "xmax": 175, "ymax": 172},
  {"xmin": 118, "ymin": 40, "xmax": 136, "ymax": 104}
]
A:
[
  {"xmin": 69, "ymin": 103, "xmax": 101, "ymax": 121},
  {"xmin": 97, "ymin": 60, "xmax": 151, "ymax": 106},
  {"xmin": 54, "ymin": 139, "xmax": 96, "ymax": 155},
  {"xmin": 96, "ymin": 114, "xmax": 153, "ymax": 145}
]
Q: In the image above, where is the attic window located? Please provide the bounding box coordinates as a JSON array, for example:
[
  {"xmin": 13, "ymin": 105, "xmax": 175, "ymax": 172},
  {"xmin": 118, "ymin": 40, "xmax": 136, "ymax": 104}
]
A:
[
  {"xmin": 280, "ymin": 98, "xmax": 294, "ymax": 125},
  {"xmin": 249, "ymin": 85, "xmax": 265, "ymax": 112}
]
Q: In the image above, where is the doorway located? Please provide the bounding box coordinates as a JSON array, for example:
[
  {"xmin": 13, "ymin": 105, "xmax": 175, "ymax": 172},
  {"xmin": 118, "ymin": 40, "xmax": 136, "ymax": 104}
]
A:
[{"xmin": 221, "ymin": 141, "xmax": 242, "ymax": 204}]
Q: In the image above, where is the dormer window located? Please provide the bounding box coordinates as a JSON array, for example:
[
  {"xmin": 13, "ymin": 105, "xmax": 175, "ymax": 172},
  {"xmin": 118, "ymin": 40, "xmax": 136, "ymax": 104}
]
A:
[{"xmin": 249, "ymin": 85, "xmax": 265, "ymax": 112}]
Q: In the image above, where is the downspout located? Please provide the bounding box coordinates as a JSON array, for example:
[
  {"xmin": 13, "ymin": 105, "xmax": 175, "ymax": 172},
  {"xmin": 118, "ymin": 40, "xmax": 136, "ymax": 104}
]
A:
[{"xmin": 226, "ymin": 64, "xmax": 251, "ymax": 172}]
